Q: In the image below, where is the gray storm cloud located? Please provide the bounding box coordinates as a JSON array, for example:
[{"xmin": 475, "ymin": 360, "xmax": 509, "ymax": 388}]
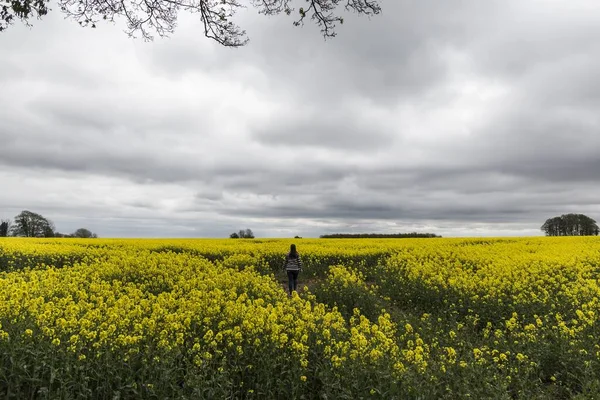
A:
[{"xmin": 1, "ymin": 0, "xmax": 599, "ymax": 237}]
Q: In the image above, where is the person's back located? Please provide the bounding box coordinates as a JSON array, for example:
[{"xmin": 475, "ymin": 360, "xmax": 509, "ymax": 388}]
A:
[
  {"xmin": 284, "ymin": 253, "xmax": 302, "ymax": 271},
  {"xmin": 283, "ymin": 244, "xmax": 302, "ymax": 295}
]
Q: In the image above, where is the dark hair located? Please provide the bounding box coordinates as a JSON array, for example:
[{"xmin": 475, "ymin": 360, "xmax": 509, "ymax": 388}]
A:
[{"xmin": 289, "ymin": 244, "xmax": 298, "ymax": 259}]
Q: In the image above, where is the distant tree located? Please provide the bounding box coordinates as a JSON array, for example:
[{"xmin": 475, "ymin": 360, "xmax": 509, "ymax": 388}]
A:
[
  {"xmin": 43, "ymin": 224, "xmax": 55, "ymax": 237},
  {"xmin": 541, "ymin": 214, "xmax": 599, "ymax": 236},
  {"xmin": 74, "ymin": 228, "xmax": 95, "ymax": 238},
  {"xmin": 294, "ymin": 235, "xmax": 302, "ymax": 239},
  {"xmin": 0, "ymin": 219, "xmax": 12, "ymax": 237},
  {"xmin": 10, "ymin": 210, "xmax": 55, "ymax": 237},
  {"xmin": 231, "ymin": 229, "xmax": 254, "ymax": 239}
]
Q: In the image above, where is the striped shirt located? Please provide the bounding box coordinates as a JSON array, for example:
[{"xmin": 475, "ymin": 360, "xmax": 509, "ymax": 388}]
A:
[{"xmin": 283, "ymin": 253, "xmax": 303, "ymax": 271}]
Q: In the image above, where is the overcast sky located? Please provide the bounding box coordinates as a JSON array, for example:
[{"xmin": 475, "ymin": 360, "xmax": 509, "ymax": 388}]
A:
[{"xmin": 1, "ymin": 0, "xmax": 599, "ymax": 238}]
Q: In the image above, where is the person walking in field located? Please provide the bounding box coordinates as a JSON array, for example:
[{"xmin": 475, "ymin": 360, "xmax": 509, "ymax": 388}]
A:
[{"xmin": 283, "ymin": 244, "xmax": 303, "ymax": 295}]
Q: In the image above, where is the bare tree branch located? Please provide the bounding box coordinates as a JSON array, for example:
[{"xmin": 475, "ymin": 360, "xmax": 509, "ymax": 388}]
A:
[{"xmin": 1, "ymin": 0, "xmax": 381, "ymax": 46}]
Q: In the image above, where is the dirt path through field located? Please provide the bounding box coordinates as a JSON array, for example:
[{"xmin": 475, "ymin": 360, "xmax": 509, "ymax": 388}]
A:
[{"xmin": 275, "ymin": 271, "xmax": 320, "ymax": 295}]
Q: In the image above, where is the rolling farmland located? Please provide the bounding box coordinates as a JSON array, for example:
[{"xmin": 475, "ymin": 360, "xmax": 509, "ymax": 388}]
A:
[{"xmin": 1, "ymin": 237, "xmax": 600, "ymax": 399}]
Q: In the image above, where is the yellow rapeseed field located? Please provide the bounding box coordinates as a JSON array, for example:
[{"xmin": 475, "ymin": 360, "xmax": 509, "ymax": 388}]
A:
[{"xmin": 1, "ymin": 237, "xmax": 599, "ymax": 399}]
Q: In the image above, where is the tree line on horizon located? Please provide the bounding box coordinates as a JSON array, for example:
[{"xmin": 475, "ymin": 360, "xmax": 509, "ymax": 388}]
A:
[
  {"xmin": 3, "ymin": 211, "xmax": 598, "ymax": 239},
  {"xmin": 0, "ymin": 210, "xmax": 98, "ymax": 238},
  {"xmin": 541, "ymin": 214, "xmax": 599, "ymax": 236},
  {"xmin": 319, "ymin": 232, "xmax": 442, "ymax": 239}
]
